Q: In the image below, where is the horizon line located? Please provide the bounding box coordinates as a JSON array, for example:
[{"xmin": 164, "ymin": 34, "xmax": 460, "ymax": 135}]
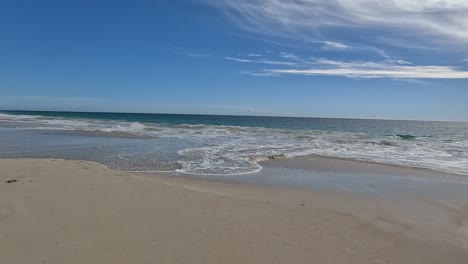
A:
[{"xmin": 1, "ymin": 109, "xmax": 466, "ymax": 124}]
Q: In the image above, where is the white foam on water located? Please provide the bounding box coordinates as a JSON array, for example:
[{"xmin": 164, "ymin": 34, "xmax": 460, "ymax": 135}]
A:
[{"xmin": 1, "ymin": 113, "xmax": 467, "ymax": 176}]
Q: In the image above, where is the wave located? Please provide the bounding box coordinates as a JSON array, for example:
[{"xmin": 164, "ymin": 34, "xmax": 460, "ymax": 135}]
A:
[
  {"xmin": 387, "ymin": 134, "xmax": 439, "ymax": 141},
  {"xmin": 1, "ymin": 112, "xmax": 468, "ymax": 176},
  {"xmin": 394, "ymin": 134, "xmax": 417, "ymax": 140}
]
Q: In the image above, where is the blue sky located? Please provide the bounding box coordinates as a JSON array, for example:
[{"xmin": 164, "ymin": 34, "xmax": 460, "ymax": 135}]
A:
[{"xmin": 1, "ymin": 0, "xmax": 468, "ymax": 121}]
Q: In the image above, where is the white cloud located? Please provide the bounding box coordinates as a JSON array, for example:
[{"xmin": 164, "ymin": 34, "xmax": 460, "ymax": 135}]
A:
[
  {"xmin": 320, "ymin": 41, "xmax": 352, "ymax": 50},
  {"xmin": 261, "ymin": 59, "xmax": 468, "ymax": 79},
  {"xmin": 227, "ymin": 54, "xmax": 468, "ymax": 79},
  {"xmin": 384, "ymin": 59, "xmax": 413, "ymax": 65},
  {"xmin": 279, "ymin": 52, "xmax": 299, "ymax": 60},
  {"xmin": 240, "ymin": 71, "xmax": 279, "ymax": 77},
  {"xmin": 237, "ymin": 53, "xmax": 263, "ymax": 57},
  {"xmin": 225, "ymin": 57, "xmax": 298, "ymax": 66},
  {"xmin": 397, "ymin": 59, "xmax": 412, "ymax": 65},
  {"xmin": 376, "ymin": 37, "xmax": 443, "ymax": 51},
  {"xmin": 214, "ymin": 0, "xmax": 468, "ymax": 46}
]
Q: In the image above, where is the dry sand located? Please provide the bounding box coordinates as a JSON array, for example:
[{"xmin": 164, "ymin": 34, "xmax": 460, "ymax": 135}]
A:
[{"xmin": 1, "ymin": 159, "xmax": 467, "ymax": 264}]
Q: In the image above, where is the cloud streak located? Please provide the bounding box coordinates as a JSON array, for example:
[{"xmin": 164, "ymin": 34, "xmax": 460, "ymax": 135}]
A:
[
  {"xmin": 241, "ymin": 53, "xmax": 262, "ymax": 57},
  {"xmin": 320, "ymin": 41, "xmax": 352, "ymax": 50},
  {"xmin": 213, "ymin": 1, "xmax": 468, "ymax": 80},
  {"xmin": 225, "ymin": 56, "xmax": 298, "ymax": 66},
  {"xmin": 214, "ymin": 0, "xmax": 468, "ymax": 47},
  {"xmin": 226, "ymin": 53, "xmax": 468, "ymax": 79},
  {"xmin": 262, "ymin": 59, "xmax": 468, "ymax": 79}
]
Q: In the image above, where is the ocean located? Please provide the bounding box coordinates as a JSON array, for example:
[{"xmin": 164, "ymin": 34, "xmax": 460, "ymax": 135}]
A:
[{"xmin": 1, "ymin": 110, "xmax": 467, "ymax": 177}]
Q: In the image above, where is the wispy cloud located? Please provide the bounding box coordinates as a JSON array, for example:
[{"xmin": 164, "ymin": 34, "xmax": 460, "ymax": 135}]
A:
[
  {"xmin": 320, "ymin": 41, "xmax": 352, "ymax": 50},
  {"xmin": 240, "ymin": 71, "xmax": 279, "ymax": 77},
  {"xmin": 261, "ymin": 59, "xmax": 468, "ymax": 79},
  {"xmin": 225, "ymin": 56, "xmax": 298, "ymax": 66},
  {"xmin": 376, "ymin": 37, "xmax": 444, "ymax": 51},
  {"xmin": 397, "ymin": 59, "xmax": 412, "ymax": 65},
  {"xmin": 237, "ymin": 53, "xmax": 263, "ymax": 57},
  {"xmin": 385, "ymin": 59, "xmax": 413, "ymax": 65},
  {"xmin": 210, "ymin": 1, "xmax": 468, "ymax": 80},
  {"xmin": 279, "ymin": 52, "xmax": 299, "ymax": 60},
  {"xmin": 213, "ymin": 0, "xmax": 468, "ymax": 48}
]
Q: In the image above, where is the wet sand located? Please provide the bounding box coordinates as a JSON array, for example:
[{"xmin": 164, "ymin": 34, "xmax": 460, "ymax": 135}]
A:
[
  {"xmin": 1, "ymin": 158, "xmax": 467, "ymax": 264},
  {"xmin": 261, "ymin": 155, "xmax": 468, "ymax": 184}
]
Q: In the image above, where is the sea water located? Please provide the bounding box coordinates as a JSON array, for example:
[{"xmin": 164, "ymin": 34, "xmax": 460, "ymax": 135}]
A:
[{"xmin": 1, "ymin": 110, "xmax": 467, "ymax": 177}]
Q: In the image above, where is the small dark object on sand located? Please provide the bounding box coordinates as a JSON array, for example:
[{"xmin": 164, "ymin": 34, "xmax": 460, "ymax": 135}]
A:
[{"xmin": 5, "ymin": 179, "xmax": 18, "ymax": 183}]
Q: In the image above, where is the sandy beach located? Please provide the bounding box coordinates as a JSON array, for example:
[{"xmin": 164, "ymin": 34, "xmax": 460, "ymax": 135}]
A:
[
  {"xmin": 2, "ymin": 0, "xmax": 468, "ymax": 262},
  {"xmin": 1, "ymin": 158, "xmax": 467, "ymax": 264}
]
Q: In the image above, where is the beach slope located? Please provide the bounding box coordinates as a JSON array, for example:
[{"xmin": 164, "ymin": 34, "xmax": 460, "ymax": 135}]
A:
[{"xmin": 1, "ymin": 159, "xmax": 466, "ymax": 264}]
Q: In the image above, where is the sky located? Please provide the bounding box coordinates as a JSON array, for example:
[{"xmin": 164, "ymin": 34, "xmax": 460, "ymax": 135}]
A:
[{"xmin": 1, "ymin": 0, "xmax": 468, "ymax": 121}]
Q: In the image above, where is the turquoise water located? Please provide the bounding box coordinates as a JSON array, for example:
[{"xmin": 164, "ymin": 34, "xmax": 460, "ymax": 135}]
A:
[{"xmin": 1, "ymin": 110, "xmax": 467, "ymax": 176}]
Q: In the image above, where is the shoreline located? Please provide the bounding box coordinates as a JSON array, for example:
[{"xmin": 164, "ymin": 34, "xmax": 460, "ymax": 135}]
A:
[
  {"xmin": 261, "ymin": 154, "xmax": 468, "ymax": 183},
  {"xmin": 1, "ymin": 158, "xmax": 467, "ymax": 263}
]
